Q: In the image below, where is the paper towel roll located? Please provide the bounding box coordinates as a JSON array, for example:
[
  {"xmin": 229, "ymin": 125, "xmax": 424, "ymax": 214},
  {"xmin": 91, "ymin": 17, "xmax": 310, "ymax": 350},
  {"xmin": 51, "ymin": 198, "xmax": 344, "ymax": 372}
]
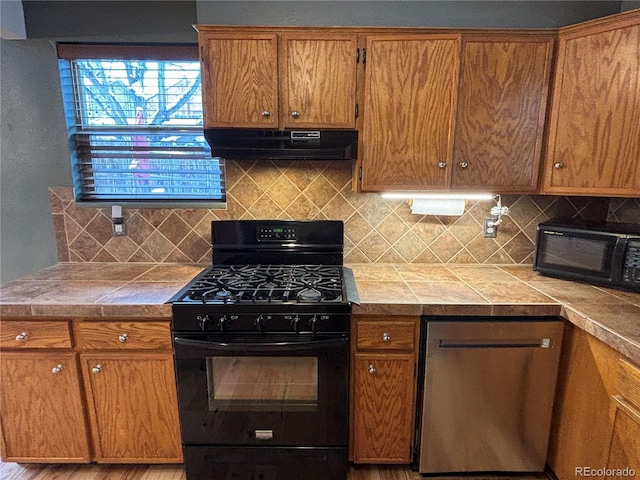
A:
[{"xmin": 410, "ymin": 199, "xmax": 465, "ymax": 216}]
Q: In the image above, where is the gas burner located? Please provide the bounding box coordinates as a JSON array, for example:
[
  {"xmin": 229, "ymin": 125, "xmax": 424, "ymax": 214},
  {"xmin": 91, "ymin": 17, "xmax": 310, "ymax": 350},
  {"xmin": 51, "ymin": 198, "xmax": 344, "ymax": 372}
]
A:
[
  {"xmin": 173, "ymin": 264, "xmax": 344, "ymax": 305},
  {"xmin": 297, "ymin": 287, "xmax": 323, "ymax": 302}
]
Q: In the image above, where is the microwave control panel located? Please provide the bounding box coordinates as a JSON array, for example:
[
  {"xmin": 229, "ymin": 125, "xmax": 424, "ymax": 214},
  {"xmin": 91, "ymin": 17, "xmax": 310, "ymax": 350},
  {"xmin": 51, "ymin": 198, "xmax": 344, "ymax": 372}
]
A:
[{"xmin": 623, "ymin": 241, "xmax": 640, "ymax": 285}]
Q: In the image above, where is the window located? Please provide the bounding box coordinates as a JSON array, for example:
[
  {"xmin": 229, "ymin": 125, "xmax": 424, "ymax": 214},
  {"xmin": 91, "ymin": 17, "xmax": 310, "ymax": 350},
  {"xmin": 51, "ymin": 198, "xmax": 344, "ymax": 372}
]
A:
[{"xmin": 57, "ymin": 44, "xmax": 225, "ymax": 205}]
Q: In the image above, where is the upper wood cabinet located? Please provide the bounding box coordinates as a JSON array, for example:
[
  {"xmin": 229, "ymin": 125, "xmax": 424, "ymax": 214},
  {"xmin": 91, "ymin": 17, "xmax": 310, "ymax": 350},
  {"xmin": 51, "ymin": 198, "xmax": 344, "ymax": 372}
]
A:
[
  {"xmin": 452, "ymin": 34, "xmax": 554, "ymax": 192},
  {"xmin": 541, "ymin": 10, "xmax": 640, "ymax": 197},
  {"xmin": 198, "ymin": 28, "xmax": 358, "ymax": 129},
  {"xmin": 200, "ymin": 32, "xmax": 279, "ymax": 128},
  {"xmin": 360, "ymin": 34, "xmax": 461, "ymax": 192}
]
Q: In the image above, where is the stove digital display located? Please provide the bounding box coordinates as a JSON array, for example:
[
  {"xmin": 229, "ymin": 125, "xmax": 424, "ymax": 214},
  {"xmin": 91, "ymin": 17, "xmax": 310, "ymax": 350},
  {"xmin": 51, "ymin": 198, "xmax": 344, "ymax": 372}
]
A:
[{"xmin": 258, "ymin": 226, "xmax": 297, "ymax": 241}]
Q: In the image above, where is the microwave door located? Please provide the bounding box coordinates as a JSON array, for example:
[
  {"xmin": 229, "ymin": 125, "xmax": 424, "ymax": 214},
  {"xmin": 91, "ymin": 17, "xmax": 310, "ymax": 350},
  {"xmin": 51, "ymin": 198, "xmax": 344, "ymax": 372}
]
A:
[{"xmin": 535, "ymin": 231, "xmax": 618, "ymax": 281}]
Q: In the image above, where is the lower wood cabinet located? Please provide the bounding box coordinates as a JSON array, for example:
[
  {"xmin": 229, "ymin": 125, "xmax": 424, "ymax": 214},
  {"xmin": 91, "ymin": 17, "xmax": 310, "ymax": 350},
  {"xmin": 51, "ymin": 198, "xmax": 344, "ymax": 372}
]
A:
[
  {"xmin": 547, "ymin": 323, "xmax": 640, "ymax": 480},
  {"xmin": 606, "ymin": 359, "xmax": 640, "ymax": 477},
  {"xmin": 350, "ymin": 316, "xmax": 419, "ymax": 464},
  {"xmin": 0, "ymin": 318, "xmax": 182, "ymax": 464},
  {"xmin": 0, "ymin": 351, "xmax": 91, "ymax": 462},
  {"xmin": 81, "ymin": 353, "xmax": 182, "ymax": 463}
]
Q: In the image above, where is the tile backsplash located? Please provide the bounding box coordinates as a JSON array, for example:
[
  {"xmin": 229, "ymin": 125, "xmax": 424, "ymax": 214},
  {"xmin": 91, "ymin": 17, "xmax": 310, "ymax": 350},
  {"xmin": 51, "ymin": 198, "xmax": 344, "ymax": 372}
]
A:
[{"xmin": 49, "ymin": 161, "xmax": 639, "ymax": 265}]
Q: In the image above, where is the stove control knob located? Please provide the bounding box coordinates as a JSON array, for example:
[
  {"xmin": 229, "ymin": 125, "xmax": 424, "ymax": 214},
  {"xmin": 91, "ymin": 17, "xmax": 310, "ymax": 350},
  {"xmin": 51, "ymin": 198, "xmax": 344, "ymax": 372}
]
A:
[
  {"xmin": 217, "ymin": 315, "xmax": 228, "ymax": 332},
  {"xmin": 197, "ymin": 315, "xmax": 211, "ymax": 331},
  {"xmin": 309, "ymin": 315, "xmax": 319, "ymax": 333},
  {"xmin": 290, "ymin": 315, "xmax": 301, "ymax": 333},
  {"xmin": 254, "ymin": 315, "xmax": 265, "ymax": 332}
]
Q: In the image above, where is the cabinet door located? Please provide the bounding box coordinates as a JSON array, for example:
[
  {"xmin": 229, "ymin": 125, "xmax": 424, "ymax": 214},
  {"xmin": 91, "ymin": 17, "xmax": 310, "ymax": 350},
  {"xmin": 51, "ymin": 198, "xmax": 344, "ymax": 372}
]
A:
[
  {"xmin": 542, "ymin": 12, "xmax": 640, "ymax": 196},
  {"xmin": 452, "ymin": 35, "xmax": 553, "ymax": 192},
  {"xmin": 0, "ymin": 352, "xmax": 90, "ymax": 462},
  {"xmin": 360, "ymin": 35, "xmax": 460, "ymax": 192},
  {"xmin": 81, "ymin": 353, "xmax": 182, "ymax": 463},
  {"xmin": 280, "ymin": 34, "xmax": 357, "ymax": 129},
  {"xmin": 606, "ymin": 397, "xmax": 640, "ymax": 477},
  {"xmin": 352, "ymin": 353, "xmax": 415, "ymax": 463},
  {"xmin": 200, "ymin": 32, "xmax": 278, "ymax": 128}
]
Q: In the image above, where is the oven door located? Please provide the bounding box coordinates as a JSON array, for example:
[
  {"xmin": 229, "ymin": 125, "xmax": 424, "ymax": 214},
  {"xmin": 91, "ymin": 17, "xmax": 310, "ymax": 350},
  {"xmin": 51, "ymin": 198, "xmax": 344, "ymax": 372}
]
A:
[{"xmin": 173, "ymin": 333, "xmax": 349, "ymax": 447}]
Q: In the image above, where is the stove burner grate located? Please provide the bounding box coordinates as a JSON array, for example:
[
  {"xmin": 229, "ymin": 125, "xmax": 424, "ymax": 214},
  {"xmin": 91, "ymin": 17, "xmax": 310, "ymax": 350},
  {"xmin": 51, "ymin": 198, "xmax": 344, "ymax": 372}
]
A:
[{"xmin": 178, "ymin": 265, "xmax": 343, "ymax": 304}]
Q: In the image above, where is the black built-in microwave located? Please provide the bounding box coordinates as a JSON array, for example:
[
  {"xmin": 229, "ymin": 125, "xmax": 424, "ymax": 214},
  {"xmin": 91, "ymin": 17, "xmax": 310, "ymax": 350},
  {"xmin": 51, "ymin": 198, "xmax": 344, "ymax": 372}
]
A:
[{"xmin": 534, "ymin": 219, "xmax": 640, "ymax": 291}]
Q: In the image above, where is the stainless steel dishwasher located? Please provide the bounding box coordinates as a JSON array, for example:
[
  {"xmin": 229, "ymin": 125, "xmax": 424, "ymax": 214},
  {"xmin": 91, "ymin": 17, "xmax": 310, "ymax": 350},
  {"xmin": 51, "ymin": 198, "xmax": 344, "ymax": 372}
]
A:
[{"xmin": 415, "ymin": 316, "xmax": 564, "ymax": 474}]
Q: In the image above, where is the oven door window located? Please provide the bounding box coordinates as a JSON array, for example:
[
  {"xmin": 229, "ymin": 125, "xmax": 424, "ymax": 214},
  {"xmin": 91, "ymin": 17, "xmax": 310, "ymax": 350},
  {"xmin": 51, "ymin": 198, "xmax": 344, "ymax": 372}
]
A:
[{"xmin": 207, "ymin": 356, "xmax": 318, "ymax": 411}]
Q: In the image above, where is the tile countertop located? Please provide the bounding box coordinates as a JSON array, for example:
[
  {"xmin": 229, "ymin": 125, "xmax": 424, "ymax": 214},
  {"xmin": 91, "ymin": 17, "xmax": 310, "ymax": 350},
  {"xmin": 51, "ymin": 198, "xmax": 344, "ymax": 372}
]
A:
[{"xmin": 0, "ymin": 262, "xmax": 638, "ymax": 365}]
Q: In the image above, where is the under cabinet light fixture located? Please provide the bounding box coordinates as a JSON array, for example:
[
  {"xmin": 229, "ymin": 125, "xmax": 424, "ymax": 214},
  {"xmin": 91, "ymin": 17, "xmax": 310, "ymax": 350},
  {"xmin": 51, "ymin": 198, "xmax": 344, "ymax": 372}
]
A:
[{"xmin": 381, "ymin": 192, "xmax": 496, "ymax": 201}]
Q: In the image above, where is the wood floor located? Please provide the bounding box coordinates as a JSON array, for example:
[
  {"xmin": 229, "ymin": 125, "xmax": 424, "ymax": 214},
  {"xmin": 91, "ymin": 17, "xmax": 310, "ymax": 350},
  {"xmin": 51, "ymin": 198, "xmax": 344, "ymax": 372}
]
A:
[{"xmin": 0, "ymin": 462, "xmax": 551, "ymax": 480}]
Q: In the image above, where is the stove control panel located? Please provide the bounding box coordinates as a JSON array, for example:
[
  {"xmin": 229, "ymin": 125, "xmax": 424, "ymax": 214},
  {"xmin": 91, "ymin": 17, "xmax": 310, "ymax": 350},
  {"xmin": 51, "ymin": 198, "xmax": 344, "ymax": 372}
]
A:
[
  {"xmin": 186, "ymin": 312, "xmax": 349, "ymax": 333},
  {"xmin": 257, "ymin": 226, "xmax": 297, "ymax": 241}
]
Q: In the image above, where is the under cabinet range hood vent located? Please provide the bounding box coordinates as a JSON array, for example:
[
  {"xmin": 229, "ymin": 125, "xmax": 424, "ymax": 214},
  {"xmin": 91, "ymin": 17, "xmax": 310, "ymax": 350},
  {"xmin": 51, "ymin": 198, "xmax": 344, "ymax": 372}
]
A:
[{"xmin": 204, "ymin": 128, "xmax": 358, "ymax": 160}]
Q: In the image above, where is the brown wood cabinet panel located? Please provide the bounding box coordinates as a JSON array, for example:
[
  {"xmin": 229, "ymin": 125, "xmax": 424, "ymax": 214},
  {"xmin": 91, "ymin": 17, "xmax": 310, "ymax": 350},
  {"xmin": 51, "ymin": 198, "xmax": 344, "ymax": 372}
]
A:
[
  {"xmin": 0, "ymin": 320, "xmax": 72, "ymax": 349},
  {"xmin": 74, "ymin": 321, "xmax": 171, "ymax": 350},
  {"xmin": 542, "ymin": 11, "xmax": 640, "ymax": 196},
  {"xmin": 0, "ymin": 352, "xmax": 91, "ymax": 462},
  {"xmin": 81, "ymin": 352, "xmax": 182, "ymax": 463},
  {"xmin": 547, "ymin": 324, "xmax": 620, "ymax": 480},
  {"xmin": 352, "ymin": 353, "xmax": 415, "ymax": 463},
  {"xmin": 606, "ymin": 396, "xmax": 640, "ymax": 477},
  {"xmin": 356, "ymin": 320, "xmax": 415, "ymax": 351},
  {"xmin": 280, "ymin": 34, "xmax": 357, "ymax": 129},
  {"xmin": 200, "ymin": 32, "xmax": 279, "ymax": 128},
  {"xmin": 452, "ymin": 35, "xmax": 553, "ymax": 192},
  {"xmin": 617, "ymin": 358, "xmax": 640, "ymax": 412},
  {"xmin": 360, "ymin": 34, "xmax": 460, "ymax": 191}
]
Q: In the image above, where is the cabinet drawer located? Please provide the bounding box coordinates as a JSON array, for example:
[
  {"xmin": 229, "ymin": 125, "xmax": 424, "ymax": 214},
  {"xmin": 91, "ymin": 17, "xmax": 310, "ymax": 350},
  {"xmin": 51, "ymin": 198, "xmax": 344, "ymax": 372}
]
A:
[
  {"xmin": 617, "ymin": 358, "xmax": 640, "ymax": 412},
  {"xmin": 0, "ymin": 321, "xmax": 72, "ymax": 349},
  {"xmin": 75, "ymin": 322, "xmax": 171, "ymax": 350},
  {"xmin": 356, "ymin": 321, "xmax": 415, "ymax": 351}
]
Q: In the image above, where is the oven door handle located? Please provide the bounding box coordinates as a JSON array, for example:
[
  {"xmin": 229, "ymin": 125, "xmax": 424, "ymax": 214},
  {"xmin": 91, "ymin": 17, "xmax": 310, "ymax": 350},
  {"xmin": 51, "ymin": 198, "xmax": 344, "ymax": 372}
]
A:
[{"xmin": 173, "ymin": 336, "xmax": 348, "ymax": 352}]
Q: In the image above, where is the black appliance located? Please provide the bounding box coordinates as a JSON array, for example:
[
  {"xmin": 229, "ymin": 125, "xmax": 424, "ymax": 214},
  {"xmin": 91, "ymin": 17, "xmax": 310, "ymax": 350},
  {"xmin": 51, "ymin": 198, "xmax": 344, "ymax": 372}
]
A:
[
  {"xmin": 204, "ymin": 128, "xmax": 358, "ymax": 160},
  {"xmin": 534, "ymin": 218, "xmax": 640, "ymax": 291},
  {"xmin": 170, "ymin": 220, "xmax": 359, "ymax": 480}
]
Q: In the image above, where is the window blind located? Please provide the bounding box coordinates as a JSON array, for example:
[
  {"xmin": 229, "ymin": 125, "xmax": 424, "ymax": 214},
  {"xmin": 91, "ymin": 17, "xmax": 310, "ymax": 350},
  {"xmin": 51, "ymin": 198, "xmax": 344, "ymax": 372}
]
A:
[{"xmin": 57, "ymin": 44, "xmax": 225, "ymax": 204}]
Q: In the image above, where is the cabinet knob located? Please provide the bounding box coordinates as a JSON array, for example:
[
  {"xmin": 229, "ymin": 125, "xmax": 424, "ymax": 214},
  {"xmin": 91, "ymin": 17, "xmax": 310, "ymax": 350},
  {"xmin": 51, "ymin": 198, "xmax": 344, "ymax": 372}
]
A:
[
  {"xmin": 291, "ymin": 111, "xmax": 300, "ymax": 118},
  {"xmin": 368, "ymin": 364, "xmax": 376, "ymax": 375},
  {"xmin": 52, "ymin": 364, "xmax": 63, "ymax": 374},
  {"xmin": 261, "ymin": 110, "xmax": 271, "ymax": 117},
  {"xmin": 92, "ymin": 364, "xmax": 103, "ymax": 374},
  {"xmin": 119, "ymin": 333, "xmax": 128, "ymax": 343},
  {"xmin": 382, "ymin": 332, "xmax": 391, "ymax": 342},
  {"xmin": 554, "ymin": 162, "xmax": 564, "ymax": 169},
  {"xmin": 437, "ymin": 161, "xmax": 446, "ymax": 169},
  {"xmin": 15, "ymin": 332, "xmax": 28, "ymax": 341},
  {"xmin": 459, "ymin": 161, "xmax": 469, "ymax": 169}
]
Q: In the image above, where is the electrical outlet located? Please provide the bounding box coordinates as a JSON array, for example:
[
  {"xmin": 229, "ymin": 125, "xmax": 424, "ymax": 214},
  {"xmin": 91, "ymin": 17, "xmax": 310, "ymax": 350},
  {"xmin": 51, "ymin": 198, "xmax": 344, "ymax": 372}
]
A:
[
  {"xmin": 483, "ymin": 217, "xmax": 498, "ymax": 238},
  {"xmin": 112, "ymin": 222, "xmax": 127, "ymax": 236}
]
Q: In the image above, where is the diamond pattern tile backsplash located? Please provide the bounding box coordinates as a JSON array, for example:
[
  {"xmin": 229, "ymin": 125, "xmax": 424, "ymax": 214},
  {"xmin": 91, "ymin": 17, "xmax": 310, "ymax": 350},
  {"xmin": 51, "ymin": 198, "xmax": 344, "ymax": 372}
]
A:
[{"xmin": 49, "ymin": 161, "xmax": 639, "ymax": 265}]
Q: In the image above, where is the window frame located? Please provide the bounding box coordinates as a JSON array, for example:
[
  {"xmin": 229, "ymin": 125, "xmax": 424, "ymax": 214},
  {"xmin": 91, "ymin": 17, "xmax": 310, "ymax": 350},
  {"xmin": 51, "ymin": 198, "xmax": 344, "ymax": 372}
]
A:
[{"xmin": 57, "ymin": 43, "xmax": 226, "ymax": 208}]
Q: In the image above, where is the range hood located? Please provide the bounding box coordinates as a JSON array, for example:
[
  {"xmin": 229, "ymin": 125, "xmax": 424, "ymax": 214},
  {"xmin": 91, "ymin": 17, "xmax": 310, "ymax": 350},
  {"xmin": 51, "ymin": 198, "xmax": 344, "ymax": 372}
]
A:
[{"xmin": 204, "ymin": 128, "xmax": 358, "ymax": 160}]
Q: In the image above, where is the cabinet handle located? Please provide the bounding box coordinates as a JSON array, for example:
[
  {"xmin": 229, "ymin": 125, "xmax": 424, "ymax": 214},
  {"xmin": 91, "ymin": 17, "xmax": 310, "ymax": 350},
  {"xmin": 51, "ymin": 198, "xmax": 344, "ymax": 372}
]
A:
[
  {"xmin": 92, "ymin": 364, "xmax": 103, "ymax": 374},
  {"xmin": 382, "ymin": 333, "xmax": 391, "ymax": 342},
  {"xmin": 119, "ymin": 333, "xmax": 128, "ymax": 343},
  {"xmin": 15, "ymin": 332, "xmax": 28, "ymax": 341},
  {"xmin": 261, "ymin": 110, "xmax": 271, "ymax": 117},
  {"xmin": 291, "ymin": 111, "xmax": 300, "ymax": 118},
  {"xmin": 459, "ymin": 161, "xmax": 469, "ymax": 169},
  {"xmin": 368, "ymin": 364, "xmax": 376, "ymax": 375},
  {"xmin": 437, "ymin": 161, "xmax": 446, "ymax": 169},
  {"xmin": 52, "ymin": 364, "xmax": 63, "ymax": 374},
  {"xmin": 554, "ymin": 162, "xmax": 564, "ymax": 169}
]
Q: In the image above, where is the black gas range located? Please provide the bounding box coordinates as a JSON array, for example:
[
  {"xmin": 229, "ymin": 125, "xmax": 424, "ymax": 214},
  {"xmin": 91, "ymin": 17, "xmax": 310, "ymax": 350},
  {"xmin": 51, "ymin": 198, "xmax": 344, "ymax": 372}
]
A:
[{"xmin": 169, "ymin": 220, "xmax": 358, "ymax": 480}]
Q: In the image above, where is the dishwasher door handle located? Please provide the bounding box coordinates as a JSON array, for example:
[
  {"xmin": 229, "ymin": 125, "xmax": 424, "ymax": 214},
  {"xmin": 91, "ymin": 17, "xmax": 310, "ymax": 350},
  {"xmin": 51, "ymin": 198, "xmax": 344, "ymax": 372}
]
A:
[{"xmin": 438, "ymin": 338, "xmax": 552, "ymax": 349}]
